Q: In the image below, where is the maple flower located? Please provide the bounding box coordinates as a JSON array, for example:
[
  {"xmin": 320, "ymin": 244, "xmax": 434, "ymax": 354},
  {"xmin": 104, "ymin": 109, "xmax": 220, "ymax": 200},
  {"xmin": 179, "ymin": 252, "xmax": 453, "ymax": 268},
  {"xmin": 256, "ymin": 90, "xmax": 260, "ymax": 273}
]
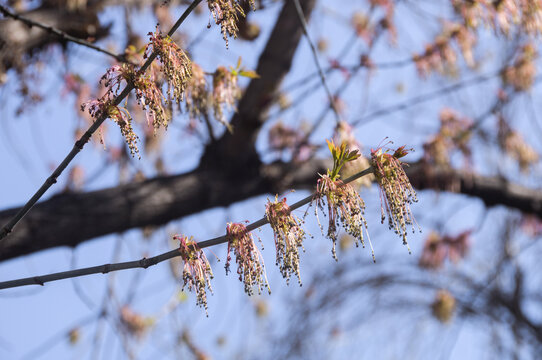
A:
[
  {"xmin": 175, "ymin": 235, "xmax": 214, "ymax": 315},
  {"xmin": 207, "ymin": 0, "xmax": 255, "ymax": 48},
  {"xmin": 119, "ymin": 306, "xmax": 154, "ymax": 338},
  {"xmin": 81, "ymin": 98, "xmax": 140, "ymax": 158},
  {"xmin": 185, "ymin": 63, "xmax": 209, "ymax": 120},
  {"xmin": 212, "ymin": 66, "xmax": 240, "ymax": 132},
  {"xmin": 431, "ymin": 289, "xmax": 456, "ymax": 323},
  {"xmin": 312, "ymin": 140, "xmax": 371, "ymax": 261},
  {"xmin": 370, "ymin": 144, "xmax": 419, "ymax": 250},
  {"xmin": 501, "ymin": 43, "xmax": 537, "ymax": 92},
  {"xmin": 265, "ymin": 196, "xmax": 306, "ymax": 285},
  {"xmin": 419, "ymin": 230, "xmax": 471, "ymax": 270},
  {"xmin": 225, "ymin": 222, "xmax": 270, "ymax": 296},
  {"xmin": 146, "ymin": 28, "xmax": 192, "ymax": 103},
  {"xmin": 498, "ymin": 116, "xmax": 539, "ymax": 172}
]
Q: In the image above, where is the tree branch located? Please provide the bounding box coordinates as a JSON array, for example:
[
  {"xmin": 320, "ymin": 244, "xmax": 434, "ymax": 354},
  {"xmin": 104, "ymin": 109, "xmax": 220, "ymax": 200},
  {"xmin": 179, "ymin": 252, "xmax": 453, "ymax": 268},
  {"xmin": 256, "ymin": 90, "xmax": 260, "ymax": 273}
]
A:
[
  {"xmin": 0, "ymin": 167, "xmax": 374, "ymax": 289},
  {"xmin": 201, "ymin": 0, "xmax": 316, "ymax": 169},
  {"xmin": 0, "ymin": 0, "xmax": 203, "ymax": 242},
  {"xmin": 1, "ymin": 159, "xmax": 542, "ymax": 262},
  {"xmin": 0, "ymin": 4, "xmax": 129, "ymax": 63}
]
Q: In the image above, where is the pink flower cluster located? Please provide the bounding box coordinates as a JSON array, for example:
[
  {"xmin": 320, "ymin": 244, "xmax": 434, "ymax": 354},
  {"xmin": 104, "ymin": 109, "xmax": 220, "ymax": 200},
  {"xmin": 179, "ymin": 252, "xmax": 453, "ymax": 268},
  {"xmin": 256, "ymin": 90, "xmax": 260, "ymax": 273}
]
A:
[
  {"xmin": 419, "ymin": 230, "xmax": 471, "ymax": 269},
  {"xmin": 371, "ymin": 145, "xmax": 418, "ymax": 250},
  {"xmin": 146, "ymin": 28, "xmax": 192, "ymax": 103},
  {"xmin": 413, "ymin": 22, "xmax": 476, "ymax": 78},
  {"xmin": 207, "ymin": 0, "xmax": 255, "ymax": 48},
  {"xmin": 313, "ymin": 175, "xmax": 369, "ymax": 261},
  {"xmin": 175, "ymin": 235, "xmax": 214, "ymax": 314},
  {"xmin": 225, "ymin": 222, "xmax": 270, "ymax": 296},
  {"xmin": 265, "ymin": 197, "xmax": 306, "ymax": 285},
  {"xmin": 423, "ymin": 108, "xmax": 472, "ymax": 168}
]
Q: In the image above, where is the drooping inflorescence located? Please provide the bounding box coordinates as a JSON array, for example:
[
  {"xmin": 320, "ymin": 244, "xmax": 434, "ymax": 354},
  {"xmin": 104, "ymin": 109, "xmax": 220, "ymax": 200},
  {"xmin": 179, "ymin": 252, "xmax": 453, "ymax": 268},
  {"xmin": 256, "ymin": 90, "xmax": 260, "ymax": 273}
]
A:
[
  {"xmin": 225, "ymin": 222, "xmax": 270, "ymax": 296},
  {"xmin": 312, "ymin": 140, "xmax": 372, "ymax": 261},
  {"xmin": 175, "ymin": 235, "xmax": 214, "ymax": 315},
  {"xmin": 371, "ymin": 144, "xmax": 419, "ymax": 251},
  {"xmin": 146, "ymin": 27, "xmax": 193, "ymax": 104},
  {"xmin": 81, "ymin": 98, "xmax": 140, "ymax": 158},
  {"xmin": 207, "ymin": 0, "xmax": 255, "ymax": 48},
  {"xmin": 265, "ymin": 196, "xmax": 306, "ymax": 285}
]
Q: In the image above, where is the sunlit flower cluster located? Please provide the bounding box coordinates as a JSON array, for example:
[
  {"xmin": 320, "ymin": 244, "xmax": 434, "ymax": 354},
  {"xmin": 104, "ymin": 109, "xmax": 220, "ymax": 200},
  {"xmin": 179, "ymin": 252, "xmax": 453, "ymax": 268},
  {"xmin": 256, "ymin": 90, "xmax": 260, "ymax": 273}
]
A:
[
  {"xmin": 498, "ymin": 116, "xmax": 539, "ymax": 172},
  {"xmin": 314, "ymin": 175, "xmax": 369, "ymax": 261},
  {"xmin": 501, "ymin": 43, "xmax": 537, "ymax": 92},
  {"xmin": 413, "ymin": 22, "xmax": 476, "ymax": 78},
  {"xmin": 146, "ymin": 28, "xmax": 192, "ymax": 103},
  {"xmin": 185, "ymin": 63, "xmax": 209, "ymax": 120},
  {"xmin": 431, "ymin": 289, "xmax": 456, "ymax": 323},
  {"xmin": 371, "ymin": 145, "xmax": 418, "ymax": 250},
  {"xmin": 119, "ymin": 305, "xmax": 154, "ymax": 339},
  {"xmin": 452, "ymin": 0, "xmax": 542, "ymax": 36},
  {"xmin": 265, "ymin": 196, "xmax": 306, "ymax": 285},
  {"xmin": 212, "ymin": 66, "xmax": 241, "ymax": 132},
  {"xmin": 81, "ymin": 98, "xmax": 140, "ymax": 158},
  {"xmin": 207, "ymin": 0, "xmax": 255, "ymax": 47},
  {"xmin": 419, "ymin": 230, "xmax": 471, "ymax": 269},
  {"xmin": 268, "ymin": 121, "xmax": 307, "ymax": 155},
  {"xmin": 225, "ymin": 222, "xmax": 270, "ymax": 296},
  {"xmin": 175, "ymin": 235, "xmax": 214, "ymax": 314},
  {"xmin": 423, "ymin": 108, "xmax": 472, "ymax": 168}
]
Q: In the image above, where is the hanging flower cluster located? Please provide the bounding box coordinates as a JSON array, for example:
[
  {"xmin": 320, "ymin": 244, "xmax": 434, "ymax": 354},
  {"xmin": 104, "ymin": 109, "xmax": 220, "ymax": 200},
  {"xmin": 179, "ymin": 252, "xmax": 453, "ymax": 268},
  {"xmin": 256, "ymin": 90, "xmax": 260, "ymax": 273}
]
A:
[
  {"xmin": 431, "ymin": 289, "xmax": 456, "ymax": 323},
  {"xmin": 102, "ymin": 64, "xmax": 169, "ymax": 133},
  {"xmin": 265, "ymin": 196, "xmax": 306, "ymax": 285},
  {"xmin": 146, "ymin": 28, "xmax": 192, "ymax": 104},
  {"xmin": 81, "ymin": 98, "xmax": 140, "ymax": 158},
  {"xmin": 225, "ymin": 222, "xmax": 270, "ymax": 296},
  {"xmin": 175, "ymin": 235, "xmax": 214, "ymax": 314},
  {"xmin": 419, "ymin": 230, "xmax": 471, "ymax": 269},
  {"xmin": 119, "ymin": 305, "xmax": 154, "ymax": 339},
  {"xmin": 185, "ymin": 64, "xmax": 209, "ymax": 120},
  {"xmin": 501, "ymin": 43, "xmax": 537, "ymax": 92},
  {"xmin": 184, "ymin": 58, "xmax": 258, "ymax": 132},
  {"xmin": 312, "ymin": 140, "xmax": 371, "ymax": 261},
  {"xmin": 423, "ymin": 108, "xmax": 472, "ymax": 168},
  {"xmin": 452, "ymin": 0, "xmax": 542, "ymax": 36},
  {"xmin": 212, "ymin": 66, "xmax": 241, "ymax": 132},
  {"xmin": 371, "ymin": 144, "xmax": 419, "ymax": 250},
  {"xmin": 207, "ymin": 0, "xmax": 255, "ymax": 48},
  {"xmin": 413, "ymin": 22, "xmax": 476, "ymax": 78},
  {"xmin": 497, "ymin": 116, "xmax": 539, "ymax": 172}
]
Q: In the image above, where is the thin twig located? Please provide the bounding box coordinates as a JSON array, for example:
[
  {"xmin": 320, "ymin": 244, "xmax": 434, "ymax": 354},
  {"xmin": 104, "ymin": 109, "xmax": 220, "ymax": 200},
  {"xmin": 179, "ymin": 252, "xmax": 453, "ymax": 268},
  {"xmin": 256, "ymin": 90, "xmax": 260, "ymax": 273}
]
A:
[
  {"xmin": 0, "ymin": 4, "xmax": 130, "ymax": 64},
  {"xmin": 0, "ymin": 0, "xmax": 203, "ymax": 241},
  {"xmin": 0, "ymin": 166, "xmax": 374, "ymax": 289},
  {"xmin": 292, "ymin": 0, "xmax": 341, "ymax": 124}
]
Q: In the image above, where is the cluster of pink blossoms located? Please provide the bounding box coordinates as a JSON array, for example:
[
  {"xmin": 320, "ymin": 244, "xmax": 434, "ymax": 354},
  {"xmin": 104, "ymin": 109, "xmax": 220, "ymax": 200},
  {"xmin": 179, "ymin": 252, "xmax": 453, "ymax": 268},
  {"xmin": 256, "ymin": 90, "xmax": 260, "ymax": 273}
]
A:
[
  {"xmin": 207, "ymin": 0, "xmax": 255, "ymax": 48},
  {"xmin": 413, "ymin": 22, "xmax": 476, "ymax": 78},
  {"xmin": 312, "ymin": 140, "xmax": 370, "ymax": 261},
  {"xmin": 371, "ymin": 145, "xmax": 419, "ymax": 250},
  {"xmin": 423, "ymin": 108, "xmax": 472, "ymax": 168},
  {"xmin": 419, "ymin": 230, "xmax": 471, "ymax": 269},
  {"xmin": 175, "ymin": 235, "xmax": 214, "ymax": 314},
  {"xmin": 146, "ymin": 28, "xmax": 192, "ymax": 104},
  {"xmin": 452, "ymin": 0, "xmax": 542, "ymax": 36},
  {"xmin": 225, "ymin": 222, "xmax": 270, "ymax": 296},
  {"xmin": 265, "ymin": 197, "xmax": 306, "ymax": 285},
  {"xmin": 81, "ymin": 28, "xmax": 193, "ymax": 158}
]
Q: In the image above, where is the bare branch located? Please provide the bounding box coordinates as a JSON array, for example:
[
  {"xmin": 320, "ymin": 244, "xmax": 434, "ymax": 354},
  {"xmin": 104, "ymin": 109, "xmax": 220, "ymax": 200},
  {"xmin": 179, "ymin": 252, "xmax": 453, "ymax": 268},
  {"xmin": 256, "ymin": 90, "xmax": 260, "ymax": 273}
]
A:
[
  {"xmin": 0, "ymin": 0, "xmax": 203, "ymax": 242},
  {"xmin": 0, "ymin": 4, "xmax": 129, "ymax": 63}
]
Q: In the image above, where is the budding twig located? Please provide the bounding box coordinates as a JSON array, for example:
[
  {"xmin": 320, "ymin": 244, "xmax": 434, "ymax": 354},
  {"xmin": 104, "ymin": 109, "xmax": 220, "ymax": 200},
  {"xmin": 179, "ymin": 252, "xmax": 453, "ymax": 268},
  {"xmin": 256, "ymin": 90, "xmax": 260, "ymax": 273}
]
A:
[{"xmin": 0, "ymin": 166, "xmax": 374, "ymax": 290}]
